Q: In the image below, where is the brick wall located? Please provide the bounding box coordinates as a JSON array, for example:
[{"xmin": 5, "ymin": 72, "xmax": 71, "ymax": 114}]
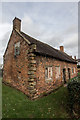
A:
[
  {"xmin": 35, "ymin": 55, "xmax": 77, "ymax": 96},
  {"xmin": 3, "ymin": 30, "xmax": 30, "ymax": 95}
]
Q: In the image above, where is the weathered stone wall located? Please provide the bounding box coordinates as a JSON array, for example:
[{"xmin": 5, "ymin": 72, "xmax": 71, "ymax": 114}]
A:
[
  {"xmin": 35, "ymin": 55, "xmax": 77, "ymax": 96},
  {"xmin": 3, "ymin": 30, "xmax": 30, "ymax": 95}
]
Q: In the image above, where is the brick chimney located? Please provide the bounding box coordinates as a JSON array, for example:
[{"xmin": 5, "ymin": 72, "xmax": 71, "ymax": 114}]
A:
[
  {"xmin": 74, "ymin": 56, "xmax": 76, "ymax": 60},
  {"xmin": 13, "ymin": 17, "xmax": 21, "ymax": 31},
  {"xmin": 60, "ymin": 46, "xmax": 64, "ymax": 52}
]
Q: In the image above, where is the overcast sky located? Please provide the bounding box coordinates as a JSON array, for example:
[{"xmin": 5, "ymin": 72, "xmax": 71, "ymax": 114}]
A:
[{"xmin": 0, "ymin": 2, "xmax": 78, "ymax": 64}]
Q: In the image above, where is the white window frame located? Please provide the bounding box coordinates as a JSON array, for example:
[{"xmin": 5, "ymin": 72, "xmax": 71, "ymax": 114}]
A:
[
  {"xmin": 74, "ymin": 67, "xmax": 76, "ymax": 73},
  {"xmin": 55, "ymin": 66, "xmax": 60, "ymax": 79},
  {"xmin": 45, "ymin": 66, "xmax": 53, "ymax": 80}
]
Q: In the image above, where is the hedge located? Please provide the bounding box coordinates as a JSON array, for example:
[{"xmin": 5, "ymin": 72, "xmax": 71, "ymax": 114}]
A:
[{"xmin": 67, "ymin": 80, "xmax": 80, "ymax": 118}]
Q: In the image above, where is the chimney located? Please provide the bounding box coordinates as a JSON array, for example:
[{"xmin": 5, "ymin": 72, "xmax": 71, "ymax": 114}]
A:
[
  {"xmin": 60, "ymin": 46, "xmax": 64, "ymax": 52},
  {"xmin": 74, "ymin": 56, "xmax": 76, "ymax": 60},
  {"xmin": 13, "ymin": 17, "xmax": 21, "ymax": 31}
]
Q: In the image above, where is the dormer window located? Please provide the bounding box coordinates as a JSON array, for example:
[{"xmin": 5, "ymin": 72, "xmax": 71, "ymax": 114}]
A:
[{"xmin": 14, "ymin": 42, "xmax": 20, "ymax": 56}]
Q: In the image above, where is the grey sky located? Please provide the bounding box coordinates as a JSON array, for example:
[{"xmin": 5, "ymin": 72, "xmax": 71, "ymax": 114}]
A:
[{"xmin": 0, "ymin": 2, "xmax": 78, "ymax": 64}]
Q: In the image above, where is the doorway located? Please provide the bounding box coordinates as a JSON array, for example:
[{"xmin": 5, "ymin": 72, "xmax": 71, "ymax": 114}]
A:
[
  {"xmin": 68, "ymin": 68, "xmax": 71, "ymax": 79},
  {"xmin": 63, "ymin": 68, "xmax": 66, "ymax": 84}
]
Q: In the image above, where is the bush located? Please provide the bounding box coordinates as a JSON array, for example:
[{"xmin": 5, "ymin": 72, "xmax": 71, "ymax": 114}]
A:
[
  {"xmin": 67, "ymin": 81, "xmax": 80, "ymax": 118},
  {"xmin": 77, "ymin": 65, "xmax": 80, "ymax": 68}
]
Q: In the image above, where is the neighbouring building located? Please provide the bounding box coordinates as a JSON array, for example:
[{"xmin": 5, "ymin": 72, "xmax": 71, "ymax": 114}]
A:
[
  {"xmin": 76, "ymin": 59, "xmax": 80, "ymax": 65},
  {"xmin": 3, "ymin": 17, "xmax": 77, "ymax": 99},
  {"xmin": 76, "ymin": 59, "xmax": 80, "ymax": 73}
]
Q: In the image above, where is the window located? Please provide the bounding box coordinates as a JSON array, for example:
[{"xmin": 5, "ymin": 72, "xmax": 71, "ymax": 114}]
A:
[
  {"xmin": 74, "ymin": 67, "xmax": 76, "ymax": 73},
  {"xmin": 45, "ymin": 66, "xmax": 52, "ymax": 80},
  {"xmin": 55, "ymin": 66, "xmax": 60, "ymax": 79},
  {"xmin": 14, "ymin": 42, "xmax": 20, "ymax": 56}
]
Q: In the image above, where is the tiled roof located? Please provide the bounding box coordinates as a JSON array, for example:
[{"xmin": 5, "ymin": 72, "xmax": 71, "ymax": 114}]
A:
[{"xmin": 19, "ymin": 31, "xmax": 76, "ymax": 63}]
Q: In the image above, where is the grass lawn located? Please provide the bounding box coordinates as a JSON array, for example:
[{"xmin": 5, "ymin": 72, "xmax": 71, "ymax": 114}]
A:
[{"xmin": 2, "ymin": 82, "xmax": 70, "ymax": 118}]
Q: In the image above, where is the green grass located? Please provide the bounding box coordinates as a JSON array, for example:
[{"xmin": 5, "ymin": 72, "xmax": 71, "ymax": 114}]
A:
[{"xmin": 2, "ymin": 83, "xmax": 70, "ymax": 118}]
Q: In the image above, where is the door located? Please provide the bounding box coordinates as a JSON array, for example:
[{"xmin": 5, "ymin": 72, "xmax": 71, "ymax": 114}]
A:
[
  {"xmin": 68, "ymin": 68, "xmax": 71, "ymax": 79},
  {"xmin": 63, "ymin": 68, "xmax": 66, "ymax": 84}
]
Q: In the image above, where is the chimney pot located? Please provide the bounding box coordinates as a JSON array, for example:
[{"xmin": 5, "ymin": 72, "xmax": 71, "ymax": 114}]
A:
[
  {"xmin": 60, "ymin": 46, "xmax": 64, "ymax": 52},
  {"xmin": 13, "ymin": 17, "xmax": 21, "ymax": 31}
]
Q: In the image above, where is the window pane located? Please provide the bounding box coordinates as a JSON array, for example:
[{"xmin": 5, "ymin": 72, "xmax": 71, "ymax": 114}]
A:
[
  {"xmin": 45, "ymin": 66, "xmax": 52, "ymax": 79},
  {"xmin": 55, "ymin": 66, "xmax": 60, "ymax": 78},
  {"xmin": 48, "ymin": 67, "xmax": 51, "ymax": 78},
  {"xmin": 14, "ymin": 42, "xmax": 20, "ymax": 56},
  {"xmin": 15, "ymin": 42, "xmax": 20, "ymax": 47},
  {"xmin": 74, "ymin": 67, "xmax": 76, "ymax": 73}
]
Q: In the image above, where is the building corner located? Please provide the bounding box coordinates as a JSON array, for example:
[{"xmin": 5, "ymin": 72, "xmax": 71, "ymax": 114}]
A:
[{"xmin": 27, "ymin": 43, "xmax": 38, "ymax": 99}]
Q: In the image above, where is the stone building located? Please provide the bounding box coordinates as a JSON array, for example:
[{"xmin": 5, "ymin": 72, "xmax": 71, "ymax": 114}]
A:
[{"xmin": 3, "ymin": 17, "xmax": 77, "ymax": 99}]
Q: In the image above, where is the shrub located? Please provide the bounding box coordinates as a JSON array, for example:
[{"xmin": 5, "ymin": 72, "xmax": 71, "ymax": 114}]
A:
[
  {"xmin": 77, "ymin": 65, "xmax": 80, "ymax": 68},
  {"xmin": 67, "ymin": 80, "xmax": 80, "ymax": 118}
]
